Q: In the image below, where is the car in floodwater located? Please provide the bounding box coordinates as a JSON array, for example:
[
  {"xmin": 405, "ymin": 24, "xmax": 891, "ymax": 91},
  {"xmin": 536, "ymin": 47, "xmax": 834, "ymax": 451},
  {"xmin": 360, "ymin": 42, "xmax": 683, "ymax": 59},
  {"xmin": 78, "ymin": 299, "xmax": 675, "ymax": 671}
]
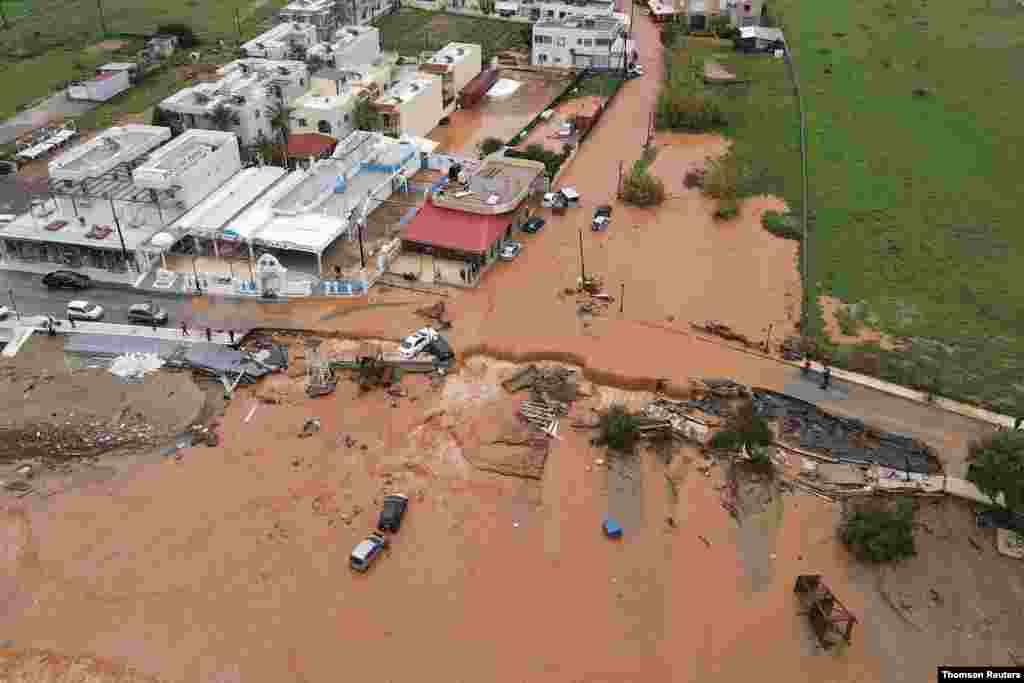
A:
[
  {"xmin": 66, "ymin": 300, "xmax": 104, "ymax": 321},
  {"xmin": 377, "ymin": 494, "xmax": 409, "ymax": 533},
  {"xmin": 399, "ymin": 327, "xmax": 438, "ymax": 358},
  {"xmin": 127, "ymin": 302, "xmax": 169, "ymax": 325},
  {"xmin": 350, "ymin": 532, "xmax": 388, "ymax": 572}
]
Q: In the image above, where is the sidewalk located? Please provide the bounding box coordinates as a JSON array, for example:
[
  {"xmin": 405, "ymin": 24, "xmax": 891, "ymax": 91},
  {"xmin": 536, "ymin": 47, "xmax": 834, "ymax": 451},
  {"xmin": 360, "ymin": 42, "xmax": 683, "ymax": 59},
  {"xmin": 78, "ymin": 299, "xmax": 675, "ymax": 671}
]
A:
[
  {"xmin": 0, "ymin": 260, "xmax": 144, "ymax": 288},
  {"xmin": 0, "ymin": 316, "xmax": 240, "ymax": 346}
]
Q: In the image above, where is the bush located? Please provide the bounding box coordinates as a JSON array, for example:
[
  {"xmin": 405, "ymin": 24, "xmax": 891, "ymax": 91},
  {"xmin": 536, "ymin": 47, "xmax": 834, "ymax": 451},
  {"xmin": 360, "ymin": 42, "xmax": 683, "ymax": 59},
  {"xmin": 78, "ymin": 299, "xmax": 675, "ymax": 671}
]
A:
[
  {"xmin": 702, "ymin": 152, "xmax": 741, "ymax": 200},
  {"xmin": 506, "ymin": 143, "xmax": 569, "ymax": 178},
  {"xmin": 598, "ymin": 404, "xmax": 639, "ymax": 453},
  {"xmin": 621, "ymin": 159, "xmax": 666, "ymax": 207},
  {"xmin": 478, "ymin": 136, "xmax": 504, "ymax": 157},
  {"xmin": 709, "ymin": 401, "xmax": 773, "ymax": 451},
  {"xmin": 967, "ymin": 430, "xmax": 1024, "ymax": 513},
  {"xmin": 714, "ymin": 197, "xmax": 739, "ymax": 220},
  {"xmin": 655, "ymin": 89, "xmax": 728, "ymax": 132},
  {"xmin": 760, "ymin": 210, "xmax": 802, "ymax": 240},
  {"xmin": 157, "ymin": 22, "xmax": 198, "ymax": 48},
  {"xmin": 840, "ymin": 500, "xmax": 916, "ymax": 563},
  {"xmin": 683, "ymin": 169, "xmax": 703, "ymax": 189},
  {"xmin": 835, "ymin": 306, "xmax": 861, "ymax": 336}
]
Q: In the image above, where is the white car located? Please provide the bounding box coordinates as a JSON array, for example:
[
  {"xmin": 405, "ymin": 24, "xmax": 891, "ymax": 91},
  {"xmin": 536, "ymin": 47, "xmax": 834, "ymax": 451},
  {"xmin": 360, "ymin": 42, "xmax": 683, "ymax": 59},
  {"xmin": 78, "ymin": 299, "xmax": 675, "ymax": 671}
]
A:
[
  {"xmin": 0, "ymin": 305, "xmax": 10, "ymax": 320},
  {"xmin": 66, "ymin": 300, "xmax": 104, "ymax": 321},
  {"xmin": 500, "ymin": 241, "xmax": 522, "ymax": 261},
  {"xmin": 399, "ymin": 327, "xmax": 439, "ymax": 358}
]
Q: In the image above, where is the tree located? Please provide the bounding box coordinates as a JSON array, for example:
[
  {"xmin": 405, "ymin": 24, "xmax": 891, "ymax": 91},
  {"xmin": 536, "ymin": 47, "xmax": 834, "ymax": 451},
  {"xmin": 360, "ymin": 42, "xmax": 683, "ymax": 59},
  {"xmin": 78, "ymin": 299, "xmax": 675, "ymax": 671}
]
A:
[
  {"xmin": 840, "ymin": 500, "xmax": 916, "ymax": 563},
  {"xmin": 621, "ymin": 159, "xmax": 666, "ymax": 207},
  {"xmin": 967, "ymin": 431, "xmax": 1024, "ymax": 513},
  {"xmin": 597, "ymin": 404, "xmax": 639, "ymax": 453},
  {"xmin": 156, "ymin": 22, "xmax": 198, "ymax": 49},
  {"xmin": 478, "ymin": 136, "xmax": 504, "ymax": 158},
  {"xmin": 265, "ymin": 101, "xmax": 294, "ymax": 158},
  {"xmin": 352, "ymin": 97, "xmax": 381, "ymax": 132},
  {"xmin": 209, "ymin": 103, "xmax": 237, "ymax": 132}
]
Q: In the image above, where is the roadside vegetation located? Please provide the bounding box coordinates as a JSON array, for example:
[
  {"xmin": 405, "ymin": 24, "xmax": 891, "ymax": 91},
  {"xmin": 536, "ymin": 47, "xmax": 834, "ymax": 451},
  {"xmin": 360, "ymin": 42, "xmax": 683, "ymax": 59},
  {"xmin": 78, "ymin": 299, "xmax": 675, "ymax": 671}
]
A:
[
  {"xmin": 840, "ymin": 499, "xmax": 916, "ymax": 563},
  {"xmin": 621, "ymin": 159, "xmax": 666, "ymax": 207},
  {"xmin": 597, "ymin": 403, "xmax": 640, "ymax": 453},
  {"xmin": 967, "ymin": 431, "xmax": 1024, "ymax": 514},
  {"xmin": 373, "ymin": 8, "xmax": 530, "ymax": 63}
]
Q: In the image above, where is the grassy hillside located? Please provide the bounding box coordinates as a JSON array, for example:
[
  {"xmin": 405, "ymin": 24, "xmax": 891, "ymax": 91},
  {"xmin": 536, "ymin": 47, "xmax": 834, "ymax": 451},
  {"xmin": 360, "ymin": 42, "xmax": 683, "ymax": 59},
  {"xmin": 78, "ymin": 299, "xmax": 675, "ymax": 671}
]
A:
[{"xmin": 373, "ymin": 8, "xmax": 530, "ymax": 61}]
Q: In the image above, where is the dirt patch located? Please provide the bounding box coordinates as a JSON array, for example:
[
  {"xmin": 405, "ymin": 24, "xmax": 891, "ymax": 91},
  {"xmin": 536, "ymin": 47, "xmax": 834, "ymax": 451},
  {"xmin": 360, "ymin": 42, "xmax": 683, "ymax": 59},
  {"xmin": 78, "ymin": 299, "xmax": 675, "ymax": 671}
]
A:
[
  {"xmin": 174, "ymin": 63, "xmax": 221, "ymax": 83},
  {"xmin": 88, "ymin": 40, "xmax": 128, "ymax": 52},
  {"xmin": 0, "ymin": 649, "xmax": 164, "ymax": 683},
  {"xmin": 820, "ymin": 294, "xmax": 903, "ymax": 350},
  {"xmin": 0, "ymin": 337, "xmax": 205, "ymax": 464},
  {"xmin": 518, "ymin": 95, "xmax": 605, "ymax": 153},
  {"xmin": 703, "ymin": 60, "xmax": 736, "ymax": 82}
]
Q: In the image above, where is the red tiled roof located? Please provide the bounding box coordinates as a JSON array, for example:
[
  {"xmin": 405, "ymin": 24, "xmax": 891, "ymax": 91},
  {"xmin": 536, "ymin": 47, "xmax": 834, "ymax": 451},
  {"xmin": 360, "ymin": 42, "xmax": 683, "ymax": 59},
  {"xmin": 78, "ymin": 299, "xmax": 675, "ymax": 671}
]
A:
[
  {"xmin": 287, "ymin": 133, "xmax": 337, "ymax": 159},
  {"xmin": 402, "ymin": 200, "xmax": 513, "ymax": 254}
]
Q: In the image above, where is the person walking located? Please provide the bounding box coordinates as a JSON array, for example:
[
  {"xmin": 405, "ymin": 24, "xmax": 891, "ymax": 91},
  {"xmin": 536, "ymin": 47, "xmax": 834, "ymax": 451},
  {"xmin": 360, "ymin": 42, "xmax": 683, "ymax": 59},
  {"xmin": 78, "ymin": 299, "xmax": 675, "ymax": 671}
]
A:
[
  {"xmin": 1015, "ymin": 416, "xmax": 1023, "ymax": 431},
  {"xmin": 801, "ymin": 358, "xmax": 811, "ymax": 377},
  {"xmin": 180, "ymin": 321, "xmax": 189, "ymax": 337},
  {"xmin": 821, "ymin": 365, "xmax": 832, "ymax": 390},
  {"xmin": 229, "ymin": 330, "xmax": 235, "ymax": 346},
  {"xmin": 205, "ymin": 327, "xmax": 212, "ymax": 342}
]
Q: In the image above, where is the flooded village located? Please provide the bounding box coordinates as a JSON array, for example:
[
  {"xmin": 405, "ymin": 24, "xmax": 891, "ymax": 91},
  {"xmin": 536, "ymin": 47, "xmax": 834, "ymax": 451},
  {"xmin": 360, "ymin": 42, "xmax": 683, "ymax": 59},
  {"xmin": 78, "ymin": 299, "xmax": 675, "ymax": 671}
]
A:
[{"xmin": 1, "ymin": 0, "xmax": 1023, "ymax": 681}]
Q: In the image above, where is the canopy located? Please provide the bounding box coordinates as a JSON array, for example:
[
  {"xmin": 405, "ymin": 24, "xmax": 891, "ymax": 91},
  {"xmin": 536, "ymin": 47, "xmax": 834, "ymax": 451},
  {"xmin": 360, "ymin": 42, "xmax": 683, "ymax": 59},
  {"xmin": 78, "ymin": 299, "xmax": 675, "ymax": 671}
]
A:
[{"xmin": 150, "ymin": 232, "xmax": 176, "ymax": 248}]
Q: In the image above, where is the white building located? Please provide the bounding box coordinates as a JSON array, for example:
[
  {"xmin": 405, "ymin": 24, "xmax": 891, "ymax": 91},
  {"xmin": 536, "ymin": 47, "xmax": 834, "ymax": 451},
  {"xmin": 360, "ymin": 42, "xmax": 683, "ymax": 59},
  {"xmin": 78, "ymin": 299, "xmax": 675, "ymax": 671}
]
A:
[
  {"xmin": 275, "ymin": 0, "xmax": 342, "ymax": 41},
  {"xmin": 682, "ymin": 0, "xmax": 763, "ymax": 29},
  {"xmin": 0, "ymin": 125, "xmax": 214, "ymax": 276},
  {"xmin": 290, "ymin": 89, "xmax": 363, "ymax": 139},
  {"xmin": 408, "ymin": 0, "xmax": 622, "ymax": 24},
  {"xmin": 336, "ymin": 0, "xmax": 395, "ymax": 26},
  {"xmin": 372, "ymin": 74, "xmax": 443, "ymax": 140},
  {"xmin": 159, "ymin": 59, "xmax": 310, "ymax": 146},
  {"xmin": 67, "ymin": 63, "xmax": 135, "ymax": 102},
  {"xmin": 417, "ymin": 42, "xmax": 482, "ymax": 116},
  {"xmin": 531, "ymin": 15, "xmax": 631, "ymax": 69},
  {"xmin": 225, "ymin": 131, "xmax": 419, "ymax": 276},
  {"xmin": 131, "ymin": 130, "xmax": 242, "ymax": 210},
  {"xmin": 240, "ymin": 22, "xmax": 319, "ymax": 60},
  {"xmin": 307, "ymin": 25, "xmax": 381, "ymax": 67}
]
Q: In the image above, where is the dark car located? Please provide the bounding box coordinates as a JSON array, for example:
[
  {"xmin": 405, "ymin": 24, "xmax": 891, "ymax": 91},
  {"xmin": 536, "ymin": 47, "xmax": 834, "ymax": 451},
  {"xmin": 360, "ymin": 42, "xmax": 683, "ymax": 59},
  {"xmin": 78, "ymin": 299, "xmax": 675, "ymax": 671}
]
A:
[
  {"xmin": 521, "ymin": 216, "xmax": 546, "ymax": 234},
  {"xmin": 377, "ymin": 494, "xmax": 409, "ymax": 533},
  {"xmin": 350, "ymin": 532, "xmax": 388, "ymax": 572},
  {"xmin": 425, "ymin": 335, "xmax": 454, "ymax": 363},
  {"xmin": 42, "ymin": 270, "xmax": 91, "ymax": 290},
  {"xmin": 128, "ymin": 302, "xmax": 169, "ymax": 325}
]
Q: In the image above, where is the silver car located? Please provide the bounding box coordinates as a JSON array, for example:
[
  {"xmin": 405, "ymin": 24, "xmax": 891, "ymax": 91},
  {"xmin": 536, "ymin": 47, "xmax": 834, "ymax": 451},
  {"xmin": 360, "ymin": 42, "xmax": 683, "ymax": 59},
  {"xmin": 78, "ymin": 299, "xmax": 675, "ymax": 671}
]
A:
[{"xmin": 350, "ymin": 532, "xmax": 388, "ymax": 572}]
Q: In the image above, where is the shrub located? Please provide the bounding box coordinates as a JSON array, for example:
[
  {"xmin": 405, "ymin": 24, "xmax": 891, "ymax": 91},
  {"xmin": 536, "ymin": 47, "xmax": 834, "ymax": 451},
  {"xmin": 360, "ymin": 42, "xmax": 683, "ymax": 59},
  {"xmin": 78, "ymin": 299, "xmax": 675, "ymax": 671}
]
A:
[
  {"xmin": 157, "ymin": 22, "xmax": 198, "ymax": 48},
  {"xmin": 683, "ymin": 169, "xmax": 703, "ymax": 189},
  {"xmin": 761, "ymin": 210, "xmax": 802, "ymax": 240},
  {"xmin": 835, "ymin": 306, "xmax": 861, "ymax": 336},
  {"xmin": 655, "ymin": 89, "xmax": 728, "ymax": 132},
  {"xmin": 714, "ymin": 197, "xmax": 739, "ymax": 220},
  {"xmin": 702, "ymin": 152, "xmax": 741, "ymax": 200},
  {"xmin": 621, "ymin": 159, "xmax": 666, "ymax": 207},
  {"xmin": 840, "ymin": 500, "xmax": 916, "ymax": 563},
  {"xmin": 598, "ymin": 404, "xmax": 639, "ymax": 453},
  {"xmin": 506, "ymin": 144, "xmax": 568, "ymax": 178},
  {"xmin": 478, "ymin": 136, "xmax": 504, "ymax": 157},
  {"xmin": 967, "ymin": 430, "xmax": 1024, "ymax": 513},
  {"xmin": 709, "ymin": 401, "xmax": 773, "ymax": 451}
]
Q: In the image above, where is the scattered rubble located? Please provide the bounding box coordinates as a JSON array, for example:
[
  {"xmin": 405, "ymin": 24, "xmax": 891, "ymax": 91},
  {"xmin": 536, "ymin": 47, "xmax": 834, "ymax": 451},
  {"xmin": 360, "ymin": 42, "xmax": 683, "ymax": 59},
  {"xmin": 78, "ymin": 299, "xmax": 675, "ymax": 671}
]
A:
[
  {"xmin": 299, "ymin": 418, "xmax": 321, "ymax": 438},
  {"xmin": 108, "ymin": 352, "xmax": 164, "ymax": 380}
]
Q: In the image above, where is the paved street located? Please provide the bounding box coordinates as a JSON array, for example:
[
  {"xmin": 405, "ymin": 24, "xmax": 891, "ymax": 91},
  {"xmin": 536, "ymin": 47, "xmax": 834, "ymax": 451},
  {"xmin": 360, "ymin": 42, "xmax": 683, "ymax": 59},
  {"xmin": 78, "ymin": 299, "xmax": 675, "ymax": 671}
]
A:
[{"xmin": 0, "ymin": 90, "xmax": 98, "ymax": 146}]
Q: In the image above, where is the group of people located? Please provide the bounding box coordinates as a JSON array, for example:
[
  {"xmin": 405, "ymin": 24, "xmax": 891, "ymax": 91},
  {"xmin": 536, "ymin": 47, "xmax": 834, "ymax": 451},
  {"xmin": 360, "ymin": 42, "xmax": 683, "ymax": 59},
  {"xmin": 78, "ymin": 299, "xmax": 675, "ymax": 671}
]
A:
[{"xmin": 802, "ymin": 358, "xmax": 832, "ymax": 390}]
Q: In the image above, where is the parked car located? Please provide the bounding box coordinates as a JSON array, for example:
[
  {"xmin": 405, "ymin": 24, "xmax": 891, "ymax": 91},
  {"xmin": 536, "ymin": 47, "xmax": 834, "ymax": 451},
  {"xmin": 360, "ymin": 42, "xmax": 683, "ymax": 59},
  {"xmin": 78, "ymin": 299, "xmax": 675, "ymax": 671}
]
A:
[
  {"xmin": 399, "ymin": 327, "xmax": 439, "ymax": 358},
  {"xmin": 627, "ymin": 64, "xmax": 645, "ymax": 79},
  {"xmin": 66, "ymin": 300, "xmax": 104, "ymax": 321},
  {"xmin": 425, "ymin": 335, "xmax": 454, "ymax": 363},
  {"xmin": 521, "ymin": 216, "xmax": 546, "ymax": 234},
  {"xmin": 500, "ymin": 241, "xmax": 522, "ymax": 261},
  {"xmin": 377, "ymin": 494, "xmax": 410, "ymax": 533},
  {"xmin": 127, "ymin": 302, "xmax": 169, "ymax": 325},
  {"xmin": 349, "ymin": 532, "xmax": 388, "ymax": 572},
  {"xmin": 42, "ymin": 270, "xmax": 91, "ymax": 290},
  {"xmin": 0, "ymin": 305, "xmax": 10, "ymax": 320},
  {"xmin": 592, "ymin": 204, "xmax": 612, "ymax": 231}
]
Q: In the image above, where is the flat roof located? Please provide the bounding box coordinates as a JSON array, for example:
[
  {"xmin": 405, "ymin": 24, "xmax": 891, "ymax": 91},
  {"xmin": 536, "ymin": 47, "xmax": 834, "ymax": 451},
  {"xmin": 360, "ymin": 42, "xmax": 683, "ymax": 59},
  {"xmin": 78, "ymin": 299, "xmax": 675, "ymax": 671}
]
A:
[
  {"xmin": 375, "ymin": 76, "xmax": 435, "ymax": 106},
  {"xmin": 293, "ymin": 90, "xmax": 357, "ymax": 110},
  {"xmin": 99, "ymin": 62, "xmax": 137, "ymax": 71},
  {"xmin": 242, "ymin": 22, "xmax": 315, "ymax": 49},
  {"xmin": 0, "ymin": 201, "xmax": 166, "ymax": 251},
  {"xmin": 170, "ymin": 166, "xmax": 287, "ymax": 234},
  {"xmin": 280, "ymin": 0, "xmax": 334, "ymax": 11},
  {"xmin": 535, "ymin": 15, "xmax": 623, "ymax": 29},
  {"xmin": 428, "ymin": 42, "xmax": 478, "ymax": 65},
  {"xmin": 432, "ymin": 156, "xmax": 545, "ymax": 212},
  {"xmin": 133, "ymin": 129, "xmax": 235, "ymax": 179},
  {"xmin": 49, "ymin": 125, "xmax": 172, "ymax": 181}
]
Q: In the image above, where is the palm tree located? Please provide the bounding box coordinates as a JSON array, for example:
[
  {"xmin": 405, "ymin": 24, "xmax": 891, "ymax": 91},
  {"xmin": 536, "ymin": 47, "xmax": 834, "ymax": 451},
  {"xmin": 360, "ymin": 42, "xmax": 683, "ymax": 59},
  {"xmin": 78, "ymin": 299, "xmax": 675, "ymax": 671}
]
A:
[
  {"xmin": 209, "ymin": 103, "xmax": 236, "ymax": 132},
  {"xmin": 265, "ymin": 102, "xmax": 294, "ymax": 161}
]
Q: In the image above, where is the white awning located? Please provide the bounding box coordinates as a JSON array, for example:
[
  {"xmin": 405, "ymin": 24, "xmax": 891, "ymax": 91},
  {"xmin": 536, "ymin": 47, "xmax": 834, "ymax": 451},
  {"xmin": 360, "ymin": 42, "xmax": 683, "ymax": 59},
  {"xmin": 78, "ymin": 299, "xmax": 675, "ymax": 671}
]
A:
[
  {"xmin": 495, "ymin": 1, "xmax": 518, "ymax": 11},
  {"xmin": 150, "ymin": 232, "xmax": 176, "ymax": 248}
]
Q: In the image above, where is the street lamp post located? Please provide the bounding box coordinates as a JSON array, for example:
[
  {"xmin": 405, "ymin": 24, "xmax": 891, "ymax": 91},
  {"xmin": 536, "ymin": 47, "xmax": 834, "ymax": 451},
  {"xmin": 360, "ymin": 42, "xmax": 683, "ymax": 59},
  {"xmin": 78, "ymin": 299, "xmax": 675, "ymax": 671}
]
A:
[
  {"xmin": 107, "ymin": 195, "xmax": 132, "ymax": 271},
  {"xmin": 8, "ymin": 288, "xmax": 19, "ymax": 320},
  {"xmin": 192, "ymin": 255, "xmax": 202, "ymax": 294}
]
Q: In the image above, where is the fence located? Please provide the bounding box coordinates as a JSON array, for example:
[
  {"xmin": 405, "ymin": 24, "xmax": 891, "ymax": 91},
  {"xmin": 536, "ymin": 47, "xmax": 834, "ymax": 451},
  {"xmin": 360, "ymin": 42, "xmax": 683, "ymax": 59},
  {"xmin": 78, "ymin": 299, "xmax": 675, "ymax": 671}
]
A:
[{"xmin": 780, "ymin": 30, "xmax": 811, "ymax": 332}]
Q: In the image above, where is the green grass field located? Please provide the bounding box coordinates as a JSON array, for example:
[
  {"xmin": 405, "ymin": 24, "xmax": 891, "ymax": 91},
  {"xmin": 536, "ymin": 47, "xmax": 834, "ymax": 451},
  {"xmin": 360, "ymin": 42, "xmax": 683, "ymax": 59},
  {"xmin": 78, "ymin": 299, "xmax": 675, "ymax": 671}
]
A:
[
  {"xmin": 672, "ymin": 15, "xmax": 1024, "ymax": 413},
  {"xmin": 0, "ymin": 0, "xmax": 285, "ymax": 120},
  {"xmin": 767, "ymin": 0, "xmax": 1024, "ymax": 412},
  {"xmin": 373, "ymin": 8, "xmax": 530, "ymax": 62}
]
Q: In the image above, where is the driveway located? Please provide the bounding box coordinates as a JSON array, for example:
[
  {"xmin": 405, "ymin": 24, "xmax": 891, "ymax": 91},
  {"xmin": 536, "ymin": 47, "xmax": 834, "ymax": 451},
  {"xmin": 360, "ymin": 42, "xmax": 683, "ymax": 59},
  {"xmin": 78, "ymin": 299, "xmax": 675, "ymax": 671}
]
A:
[{"xmin": 0, "ymin": 90, "xmax": 98, "ymax": 146}]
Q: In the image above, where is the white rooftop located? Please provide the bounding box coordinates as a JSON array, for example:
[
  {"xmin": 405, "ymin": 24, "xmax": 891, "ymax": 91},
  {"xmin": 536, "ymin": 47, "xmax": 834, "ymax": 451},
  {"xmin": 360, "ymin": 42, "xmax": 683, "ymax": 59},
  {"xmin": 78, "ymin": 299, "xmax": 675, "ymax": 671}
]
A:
[
  {"xmin": 0, "ymin": 200, "xmax": 168, "ymax": 251},
  {"xmin": 98, "ymin": 62, "xmax": 137, "ymax": 71},
  {"xmin": 280, "ymin": 0, "xmax": 334, "ymax": 12},
  {"xmin": 428, "ymin": 43, "xmax": 476, "ymax": 66},
  {"xmin": 293, "ymin": 90, "xmax": 358, "ymax": 111},
  {"xmin": 241, "ymin": 22, "xmax": 316, "ymax": 52},
  {"xmin": 332, "ymin": 25, "xmax": 377, "ymax": 43},
  {"xmin": 168, "ymin": 165, "xmax": 288, "ymax": 236},
  {"xmin": 48, "ymin": 125, "xmax": 171, "ymax": 182},
  {"xmin": 132, "ymin": 129, "xmax": 236, "ymax": 189},
  {"xmin": 376, "ymin": 76, "xmax": 435, "ymax": 107}
]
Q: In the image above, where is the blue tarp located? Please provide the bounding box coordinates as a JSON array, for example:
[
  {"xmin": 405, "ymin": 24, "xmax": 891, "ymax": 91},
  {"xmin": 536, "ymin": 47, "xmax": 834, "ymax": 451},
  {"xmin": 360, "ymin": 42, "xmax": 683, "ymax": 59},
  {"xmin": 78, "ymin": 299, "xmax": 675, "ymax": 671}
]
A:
[{"xmin": 334, "ymin": 175, "xmax": 347, "ymax": 194}]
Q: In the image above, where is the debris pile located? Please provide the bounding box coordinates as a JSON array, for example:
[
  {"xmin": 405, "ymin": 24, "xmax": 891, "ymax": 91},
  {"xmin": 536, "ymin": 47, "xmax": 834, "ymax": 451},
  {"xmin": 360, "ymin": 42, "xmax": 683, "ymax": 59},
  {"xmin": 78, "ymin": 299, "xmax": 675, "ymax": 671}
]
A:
[
  {"xmin": 502, "ymin": 364, "xmax": 578, "ymax": 403},
  {"xmin": 641, "ymin": 398, "xmax": 713, "ymax": 444},
  {"xmin": 752, "ymin": 388, "xmax": 940, "ymax": 473},
  {"xmin": 0, "ymin": 420, "xmax": 158, "ymax": 462},
  {"xmin": 518, "ymin": 400, "xmax": 561, "ymax": 438},
  {"xmin": 108, "ymin": 352, "xmax": 164, "ymax": 380},
  {"xmin": 165, "ymin": 342, "xmax": 289, "ymax": 386},
  {"xmin": 691, "ymin": 320, "xmax": 757, "ymax": 348},
  {"xmin": 414, "ymin": 301, "xmax": 453, "ymax": 329}
]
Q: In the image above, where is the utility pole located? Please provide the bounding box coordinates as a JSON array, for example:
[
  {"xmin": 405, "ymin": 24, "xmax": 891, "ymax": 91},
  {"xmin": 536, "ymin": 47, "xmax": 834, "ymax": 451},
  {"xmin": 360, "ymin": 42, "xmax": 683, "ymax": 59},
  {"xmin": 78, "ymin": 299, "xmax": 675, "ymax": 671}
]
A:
[
  {"xmin": 96, "ymin": 0, "xmax": 108, "ymax": 35},
  {"xmin": 616, "ymin": 160, "xmax": 623, "ymax": 199},
  {"xmin": 619, "ymin": 283, "xmax": 624, "ymax": 313},
  {"xmin": 578, "ymin": 228, "xmax": 586, "ymax": 284},
  {"xmin": 106, "ymin": 196, "xmax": 129, "ymax": 267},
  {"xmin": 357, "ymin": 222, "xmax": 366, "ymax": 269}
]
